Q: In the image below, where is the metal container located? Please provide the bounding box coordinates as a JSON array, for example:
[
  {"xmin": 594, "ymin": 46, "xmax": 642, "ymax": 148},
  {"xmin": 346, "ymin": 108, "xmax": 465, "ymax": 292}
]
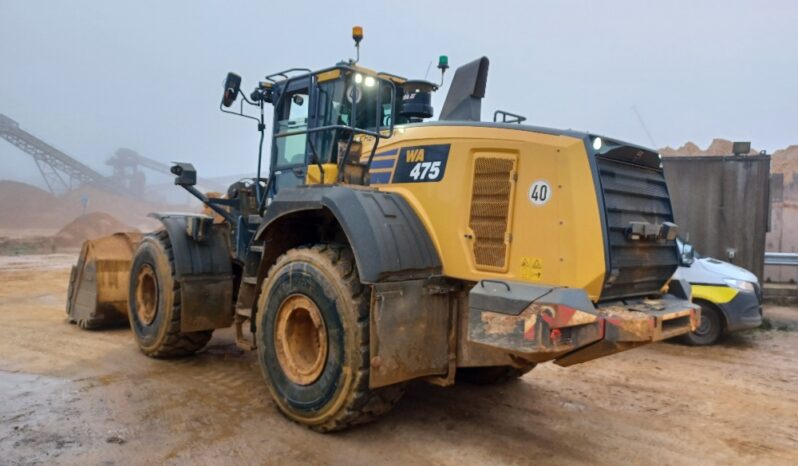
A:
[{"xmin": 662, "ymin": 154, "xmax": 771, "ymax": 281}]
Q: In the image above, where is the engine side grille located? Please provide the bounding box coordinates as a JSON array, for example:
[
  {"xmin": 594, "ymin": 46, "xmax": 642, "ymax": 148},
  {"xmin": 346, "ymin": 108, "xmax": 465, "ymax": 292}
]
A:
[
  {"xmin": 469, "ymin": 157, "xmax": 515, "ymax": 270},
  {"xmin": 597, "ymin": 156, "xmax": 679, "ymax": 300}
]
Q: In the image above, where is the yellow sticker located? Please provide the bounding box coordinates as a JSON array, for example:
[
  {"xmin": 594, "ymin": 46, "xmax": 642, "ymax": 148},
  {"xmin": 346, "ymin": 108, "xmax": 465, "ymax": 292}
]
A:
[{"xmin": 520, "ymin": 256, "xmax": 543, "ymax": 281}]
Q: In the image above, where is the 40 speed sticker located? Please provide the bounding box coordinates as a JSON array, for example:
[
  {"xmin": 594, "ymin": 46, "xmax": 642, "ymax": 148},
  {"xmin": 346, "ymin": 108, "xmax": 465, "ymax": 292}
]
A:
[{"xmin": 528, "ymin": 180, "xmax": 552, "ymax": 205}]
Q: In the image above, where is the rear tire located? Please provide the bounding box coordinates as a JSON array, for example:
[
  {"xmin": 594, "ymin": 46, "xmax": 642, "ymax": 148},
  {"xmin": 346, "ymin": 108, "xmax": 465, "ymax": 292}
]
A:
[
  {"xmin": 256, "ymin": 244, "xmax": 404, "ymax": 432},
  {"xmin": 128, "ymin": 231, "xmax": 212, "ymax": 358},
  {"xmin": 682, "ymin": 301, "xmax": 722, "ymax": 346},
  {"xmin": 457, "ymin": 364, "xmax": 536, "ymax": 385}
]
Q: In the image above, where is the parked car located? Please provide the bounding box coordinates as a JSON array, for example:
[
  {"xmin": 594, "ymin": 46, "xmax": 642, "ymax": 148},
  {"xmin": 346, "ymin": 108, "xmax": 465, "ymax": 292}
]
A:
[{"xmin": 673, "ymin": 239, "xmax": 763, "ymax": 345}]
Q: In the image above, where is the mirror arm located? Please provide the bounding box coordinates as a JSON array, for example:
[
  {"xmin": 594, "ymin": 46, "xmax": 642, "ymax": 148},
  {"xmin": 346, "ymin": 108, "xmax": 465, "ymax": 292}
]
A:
[
  {"xmin": 220, "ymin": 88, "xmax": 262, "ymax": 123},
  {"xmin": 179, "ymin": 184, "xmax": 236, "ymax": 224},
  {"xmin": 238, "ymin": 88, "xmax": 257, "ymax": 106},
  {"xmin": 219, "ymin": 100, "xmax": 261, "ymax": 124}
]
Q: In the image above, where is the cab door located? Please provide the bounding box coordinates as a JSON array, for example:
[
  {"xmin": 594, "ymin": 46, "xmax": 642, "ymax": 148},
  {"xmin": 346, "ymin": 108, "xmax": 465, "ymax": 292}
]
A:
[{"xmin": 270, "ymin": 78, "xmax": 311, "ymax": 194}]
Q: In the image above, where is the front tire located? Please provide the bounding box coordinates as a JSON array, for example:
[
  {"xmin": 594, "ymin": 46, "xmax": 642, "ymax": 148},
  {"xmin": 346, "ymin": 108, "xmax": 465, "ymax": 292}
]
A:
[
  {"xmin": 682, "ymin": 301, "xmax": 723, "ymax": 346},
  {"xmin": 128, "ymin": 231, "xmax": 213, "ymax": 358},
  {"xmin": 256, "ymin": 244, "xmax": 404, "ymax": 432}
]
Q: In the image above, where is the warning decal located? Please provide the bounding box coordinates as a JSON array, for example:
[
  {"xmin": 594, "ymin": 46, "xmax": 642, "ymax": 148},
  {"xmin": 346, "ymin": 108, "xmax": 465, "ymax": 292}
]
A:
[{"xmin": 520, "ymin": 256, "xmax": 543, "ymax": 281}]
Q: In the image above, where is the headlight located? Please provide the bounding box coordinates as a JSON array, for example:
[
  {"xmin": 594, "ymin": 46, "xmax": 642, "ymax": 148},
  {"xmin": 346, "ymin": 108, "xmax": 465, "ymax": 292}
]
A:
[{"xmin": 724, "ymin": 279, "xmax": 755, "ymax": 293}]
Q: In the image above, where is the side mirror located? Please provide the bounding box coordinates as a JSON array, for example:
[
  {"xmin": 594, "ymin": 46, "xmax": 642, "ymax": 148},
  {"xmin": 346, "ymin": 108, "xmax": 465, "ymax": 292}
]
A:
[
  {"xmin": 171, "ymin": 162, "xmax": 197, "ymax": 187},
  {"xmin": 681, "ymin": 243, "xmax": 695, "ymax": 266},
  {"xmin": 222, "ymin": 72, "xmax": 242, "ymax": 107}
]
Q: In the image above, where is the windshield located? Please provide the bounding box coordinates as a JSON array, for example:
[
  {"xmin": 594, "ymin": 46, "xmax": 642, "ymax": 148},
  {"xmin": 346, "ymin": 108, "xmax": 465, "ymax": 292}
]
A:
[
  {"xmin": 318, "ymin": 78, "xmax": 405, "ymax": 129},
  {"xmin": 312, "ymin": 76, "xmax": 407, "ymax": 164}
]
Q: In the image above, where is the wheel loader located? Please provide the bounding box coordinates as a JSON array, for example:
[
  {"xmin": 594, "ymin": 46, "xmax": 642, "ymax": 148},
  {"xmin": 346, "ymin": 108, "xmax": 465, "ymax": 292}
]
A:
[{"xmin": 67, "ymin": 27, "xmax": 699, "ymax": 432}]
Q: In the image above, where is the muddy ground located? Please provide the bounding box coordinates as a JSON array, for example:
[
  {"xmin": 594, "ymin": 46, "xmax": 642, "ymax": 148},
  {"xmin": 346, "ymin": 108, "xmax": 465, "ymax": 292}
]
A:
[{"xmin": 1, "ymin": 254, "xmax": 796, "ymax": 465}]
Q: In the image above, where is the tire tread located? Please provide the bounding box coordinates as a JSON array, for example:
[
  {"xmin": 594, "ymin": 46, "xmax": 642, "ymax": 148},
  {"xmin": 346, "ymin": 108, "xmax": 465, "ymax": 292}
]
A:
[
  {"xmin": 138, "ymin": 230, "xmax": 212, "ymax": 358},
  {"xmin": 263, "ymin": 243, "xmax": 404, "ymax": 432}
]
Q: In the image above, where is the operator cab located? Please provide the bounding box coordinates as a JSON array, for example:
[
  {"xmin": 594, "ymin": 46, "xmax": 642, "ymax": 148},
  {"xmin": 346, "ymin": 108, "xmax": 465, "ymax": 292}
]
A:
[
  {"xmin": 266, "ymin": 66, "xmax": 408, "ymax": 194},
  {"xmin": 216, "ymin": 27, "xmax": 450, "ymax": 211}
]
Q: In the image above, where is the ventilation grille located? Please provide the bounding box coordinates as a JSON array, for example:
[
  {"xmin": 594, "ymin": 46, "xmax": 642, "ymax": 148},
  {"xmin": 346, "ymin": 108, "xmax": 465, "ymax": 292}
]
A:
[
  {"xmin": 597, "ymin": 156, "xmax": 679, "ymax": 301},
  {"xmin": 469, "ymin": 158, "xmax": 514, "ymax": 269}
]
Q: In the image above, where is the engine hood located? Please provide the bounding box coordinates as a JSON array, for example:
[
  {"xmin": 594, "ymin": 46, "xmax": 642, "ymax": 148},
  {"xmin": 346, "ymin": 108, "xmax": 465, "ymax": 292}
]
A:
[{"xmin": 674, "ymin": 256, "xmax": 758, "ymax": 285}]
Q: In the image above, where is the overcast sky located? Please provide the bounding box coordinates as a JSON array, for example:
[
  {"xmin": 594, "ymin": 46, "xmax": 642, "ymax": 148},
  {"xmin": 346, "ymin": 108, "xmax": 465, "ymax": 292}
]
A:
[{"xmin": 2, "ymin": 0, "xmax": 797, "ymax": 188}]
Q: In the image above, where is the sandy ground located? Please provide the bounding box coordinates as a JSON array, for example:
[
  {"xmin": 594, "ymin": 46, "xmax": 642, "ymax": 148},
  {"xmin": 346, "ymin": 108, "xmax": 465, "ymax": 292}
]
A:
[{"xmin": 1, "ymin": 254, "xmax": 797, "ymax": 466}]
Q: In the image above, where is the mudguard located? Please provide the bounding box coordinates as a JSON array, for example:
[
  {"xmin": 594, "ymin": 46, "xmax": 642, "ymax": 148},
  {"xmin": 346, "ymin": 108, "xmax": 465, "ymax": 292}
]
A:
[
  {"xmin": 148, "ymin": 213, "xmax": 234, "ymax": 332},
  {"xmin": 255, "ymin": 186, "xmax": 442, "ymax": 283}
]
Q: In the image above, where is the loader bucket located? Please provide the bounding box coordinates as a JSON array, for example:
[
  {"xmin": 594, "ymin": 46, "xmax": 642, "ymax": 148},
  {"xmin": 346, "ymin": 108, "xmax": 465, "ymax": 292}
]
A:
[{"xmin": 66, "ymin": 232, "xmax": 142, "ymax": 329}]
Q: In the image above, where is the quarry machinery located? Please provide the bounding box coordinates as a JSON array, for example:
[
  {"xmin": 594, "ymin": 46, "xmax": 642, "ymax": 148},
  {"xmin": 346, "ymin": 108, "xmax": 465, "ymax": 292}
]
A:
[{"xmin": 67, "ymin": 27, "xmax": 699, "ymax": 431}]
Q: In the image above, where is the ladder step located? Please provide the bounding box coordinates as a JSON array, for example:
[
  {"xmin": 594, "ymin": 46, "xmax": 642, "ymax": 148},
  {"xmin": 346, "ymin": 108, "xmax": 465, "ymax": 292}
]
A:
[
  {"xmin": 249, "ymin": 244, "xmax": 263, "ymax": 253},
  {"xmin": 242, "ymin": 276, "xmax": 258, "ymax": 285}
]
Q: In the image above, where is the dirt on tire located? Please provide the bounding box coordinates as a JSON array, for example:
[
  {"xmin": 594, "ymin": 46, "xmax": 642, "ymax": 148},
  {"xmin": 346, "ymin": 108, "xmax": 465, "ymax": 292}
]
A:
[
  {"xmin": 256, "ymin": 244, "xmax": 404, "ymax": 432},
  {"xmin": 128, "ymin": 231, "xmax": 212, "ymax": 358}
]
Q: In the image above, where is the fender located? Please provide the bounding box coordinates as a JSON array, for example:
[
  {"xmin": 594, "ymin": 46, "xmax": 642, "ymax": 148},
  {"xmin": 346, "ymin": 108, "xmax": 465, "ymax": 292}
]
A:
[
  {"xmin": 148, "ymin": 213, "xmax": 234, "ymax": 332},
  {"xmin": 254, "ymin": 186, "xmax": 442, "ymax": 283}
]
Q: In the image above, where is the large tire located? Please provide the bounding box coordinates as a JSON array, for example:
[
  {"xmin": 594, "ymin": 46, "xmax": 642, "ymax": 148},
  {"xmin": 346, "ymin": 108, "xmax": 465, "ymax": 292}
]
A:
[
  {"xmin": 682, "ymin": 300, "xmax": 723, "ymax": 346},
  {"xmin": 256, "ymin": 244, "xmax": 404, "ymax": 432},
  {"xmin": 128, "ymin": 231, "xmax": 213, "ymax": 358},
  {"xmin": 457, "ymin": 364, "xmax": 536, "ymax": 385}
]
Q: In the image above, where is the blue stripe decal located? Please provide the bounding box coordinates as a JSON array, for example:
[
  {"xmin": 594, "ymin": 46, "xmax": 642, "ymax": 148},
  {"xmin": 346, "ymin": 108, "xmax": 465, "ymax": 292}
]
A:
[
  {"xmin": 374, "ymin": 149, "xmax": 398, "ymax": 157},
  {"xmin": 370, "ymin": 172, "xmax": 392, "ymax": 184},
  {"xmin": 370, "ymin": 158, "xmax": 396, "ymax": 169}
]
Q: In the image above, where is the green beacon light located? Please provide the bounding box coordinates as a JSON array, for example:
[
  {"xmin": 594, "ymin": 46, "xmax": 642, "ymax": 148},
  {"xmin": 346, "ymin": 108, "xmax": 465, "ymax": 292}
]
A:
[
  {"xmin": 438, "ymin": 55, "xmax": 449, "ymax": 71},
  {"xmin": 437, "ymin": 55, "xmax": 449, "ymax": 87}
]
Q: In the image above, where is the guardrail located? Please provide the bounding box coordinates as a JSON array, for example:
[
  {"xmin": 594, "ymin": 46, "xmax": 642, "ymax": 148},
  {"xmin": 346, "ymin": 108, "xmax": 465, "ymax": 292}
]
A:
[{"xmin": 765, "ymin": 252, "xmax": 798, "ymax": 266}]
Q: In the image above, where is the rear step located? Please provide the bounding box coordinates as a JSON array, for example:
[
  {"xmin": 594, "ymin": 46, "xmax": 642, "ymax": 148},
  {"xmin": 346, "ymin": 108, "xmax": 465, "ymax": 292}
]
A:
[
  {"xmin": 234, "ymin": 273, "xmax": 260, "ymax": 351},
  {"xmin": 468, "ymin": 280, "xmax": 699, "ymax": 367}
]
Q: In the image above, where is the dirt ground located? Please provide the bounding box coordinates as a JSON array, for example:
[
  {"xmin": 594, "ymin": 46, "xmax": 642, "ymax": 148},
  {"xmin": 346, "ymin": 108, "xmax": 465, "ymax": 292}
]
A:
[{"xmin": 1, "ymin": 254, "xmax": 797, "ymax": 466}]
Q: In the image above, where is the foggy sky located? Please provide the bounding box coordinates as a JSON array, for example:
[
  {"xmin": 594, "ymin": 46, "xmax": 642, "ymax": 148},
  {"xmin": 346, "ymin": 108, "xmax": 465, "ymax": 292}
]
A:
[{"xmin": 2, "ymin": 0, "xmax": 797, "ymax": 188}]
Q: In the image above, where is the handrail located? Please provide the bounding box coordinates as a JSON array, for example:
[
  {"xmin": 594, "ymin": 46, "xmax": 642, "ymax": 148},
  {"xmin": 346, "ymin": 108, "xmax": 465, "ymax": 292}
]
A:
[
  {"xmin": 265, "ymin": 68, "xmax": 313, "ymax": 83},
  {"xmin": 493, "ymin": 109, "xmax": 527, "ymax": 124},
  {"xmin": 273, "ymin": 123, "xmax": 386, "ymax": 140}
]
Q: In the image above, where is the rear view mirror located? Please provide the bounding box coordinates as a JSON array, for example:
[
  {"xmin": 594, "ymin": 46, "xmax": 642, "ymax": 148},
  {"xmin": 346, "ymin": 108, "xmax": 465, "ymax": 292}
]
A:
[
  {"xmin": 222, "ymin": 72, "xmax": 242, "ymax": 107},
  {"xmin": 171, "ymin": 162, "xmax": 197, "ymax": 187},
  {"xmin": 681, "ymin": 243, "xmax": 695, "ymax": 266}
]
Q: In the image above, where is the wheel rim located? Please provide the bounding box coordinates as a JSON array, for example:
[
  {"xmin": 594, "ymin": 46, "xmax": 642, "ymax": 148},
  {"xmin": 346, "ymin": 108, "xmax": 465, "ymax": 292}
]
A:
[
  {"xmin": 274, "ymin": 294, "xmax": 328, "ymax": 386},
  {"xmin": 135, "ymin": 264, "xmax": 159, "ymax": 326},
  {"xmin": 695, "ymin": 312, "xmax": 711, "ymax": 336}
]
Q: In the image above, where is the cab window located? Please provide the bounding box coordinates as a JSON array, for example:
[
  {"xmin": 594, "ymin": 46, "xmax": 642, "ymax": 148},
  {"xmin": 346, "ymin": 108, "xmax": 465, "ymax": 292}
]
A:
[{"xmin": 274, "ymin": 91, "xmax": 309, "ymax": 168}]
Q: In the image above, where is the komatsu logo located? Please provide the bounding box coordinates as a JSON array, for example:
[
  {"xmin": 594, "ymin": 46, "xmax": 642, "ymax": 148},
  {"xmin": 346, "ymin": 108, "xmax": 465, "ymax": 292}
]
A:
[{"xmin": 406, "ymin": 148, "xmax": 425, "ymax": 163}]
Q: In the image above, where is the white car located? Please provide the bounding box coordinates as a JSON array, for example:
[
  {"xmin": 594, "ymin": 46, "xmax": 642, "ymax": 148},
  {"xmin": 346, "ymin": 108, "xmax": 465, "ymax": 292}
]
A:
[{"xmin": 673, "ymin": 240, "xmax": 763, "ymax": 345}]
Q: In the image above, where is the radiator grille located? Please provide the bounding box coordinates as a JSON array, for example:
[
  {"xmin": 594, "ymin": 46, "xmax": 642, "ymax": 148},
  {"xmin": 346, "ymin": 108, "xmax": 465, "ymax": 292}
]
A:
[
  {"xmin": 469, "ymin": 158, "xmax": 514, "ymax": 269},
  {"xmin": 597, "ymin": 156, "xmax": 680, "ymax": 300}
]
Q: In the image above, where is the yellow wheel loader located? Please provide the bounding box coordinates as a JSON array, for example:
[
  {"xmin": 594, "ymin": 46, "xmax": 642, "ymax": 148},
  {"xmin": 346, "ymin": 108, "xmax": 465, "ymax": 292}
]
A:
[{"xmin": 67, "ymin": 28, "xmax": 698, "ymax": 431}]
